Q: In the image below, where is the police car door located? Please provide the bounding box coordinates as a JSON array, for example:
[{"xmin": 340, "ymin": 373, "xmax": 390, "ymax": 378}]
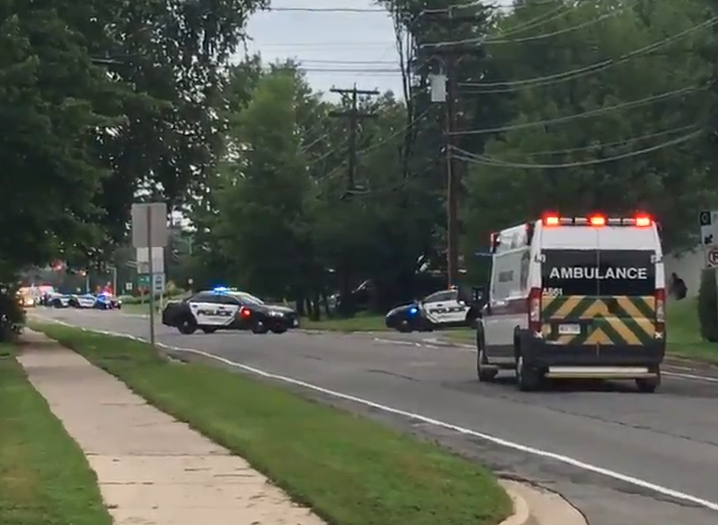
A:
[
  {"xmin": 421, "ymin": 291, "xmax": 455, "ymax": 325},
  {"xmin": 188, "ymin": 293, "xmax": 236, "ymax": 326}
]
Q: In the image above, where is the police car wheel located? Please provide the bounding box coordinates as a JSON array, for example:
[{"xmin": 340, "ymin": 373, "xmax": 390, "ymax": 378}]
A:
[
  {"xmin": 477, "ymin": 350, "xmax": 498, "ymax": 382},
  {"xmin": 271, "ymin": 326, "xmax": 287, "ymax": 334},
  {"xmin": 398, "ymin": 320, "xmax": 412, "ymax": 333},
  {"xmin": 516, "ymin": 355, "xmax": 541, "ymax": 391},
  {"xmin": 177, "ymin": 318, "xmax": 197, "ymax": 335},
  {"xmin": 251, "ymin": 321, "xmax": 268, "ymax": 334}
]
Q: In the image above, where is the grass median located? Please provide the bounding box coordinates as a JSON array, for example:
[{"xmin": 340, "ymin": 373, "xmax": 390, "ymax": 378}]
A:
[
  {"xmin": 32, "ymin": 322, "xmax": 512, "ymax": 525},
  {"xmin": 0, "ymin": 343, "xmax": 112, "ymax": 525}
]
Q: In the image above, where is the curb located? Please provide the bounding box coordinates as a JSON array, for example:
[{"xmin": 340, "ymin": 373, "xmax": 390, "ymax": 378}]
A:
[{"xmin": 498, "ymin": 480, "xmax": 532, "ymax": 525}]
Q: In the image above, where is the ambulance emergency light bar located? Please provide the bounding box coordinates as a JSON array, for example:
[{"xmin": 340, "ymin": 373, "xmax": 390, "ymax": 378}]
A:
[{"xmin": 542, "ymin": 214, "xmax": 652, "ymax": 227}]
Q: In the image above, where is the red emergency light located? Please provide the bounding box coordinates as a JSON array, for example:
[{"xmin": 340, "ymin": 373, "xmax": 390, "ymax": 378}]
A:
[{"xmin": 589, "ymin": 215, "xmax": 606, "ymax": 226}]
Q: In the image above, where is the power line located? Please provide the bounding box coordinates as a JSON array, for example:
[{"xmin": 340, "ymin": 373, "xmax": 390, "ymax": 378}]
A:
[
  {"xmin": 491, "ymin": 125, "xmax": 698, "ymax": 157},
  {"xmin": 449, "ymin": 85, "xmax": 699, "ymax": 136},
  {"xmin": 459, "ymin": 16, "xmax": 718, "ymax": 92},
  {"xmin": 428, "ymin": 11, "xmax": 619, "ymax": 47},
  {"xmin": 451, "ymin": 131, "xmax": 702, "ymax": 169}
]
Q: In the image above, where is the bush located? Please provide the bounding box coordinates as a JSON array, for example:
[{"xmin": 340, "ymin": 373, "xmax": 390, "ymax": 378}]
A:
[
  {"xmin": 697, "ymin": 269, "xmax": 718, "ymax": 342},
  {"xmin": 0, "ymin": 291, "xmax": 26, "ymax": 342}
]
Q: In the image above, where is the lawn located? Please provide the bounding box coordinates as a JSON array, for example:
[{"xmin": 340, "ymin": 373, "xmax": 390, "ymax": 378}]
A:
[
  {"xmin": 32, "ymin": 323, "xmax": 512, "ymax": 525},
  {"xmin": 666, "ymin": 297, "xmax": 718, "ymax": 363},
  {"xmin": 0, "ymin": 343, "xmax": 112, "ymax": 525},
  {"xmin": 301, "ymin": 313, "xmax": 388, "ymax": 332}
]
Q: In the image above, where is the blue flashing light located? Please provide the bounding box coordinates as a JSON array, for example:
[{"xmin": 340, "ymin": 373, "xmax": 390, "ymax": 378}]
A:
[
  {"xmin": 408, "ymin": 306, "xmax": 418, "ymax": 316},
  {"xmin": 212, "ymin": 286, "xmax": 229, "ymax": 293}
]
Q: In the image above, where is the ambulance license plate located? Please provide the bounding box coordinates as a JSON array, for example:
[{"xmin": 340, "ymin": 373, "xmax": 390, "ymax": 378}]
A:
[{"xmin": 558, "ymin": 324, "xmax": 580, "ymax": 335}]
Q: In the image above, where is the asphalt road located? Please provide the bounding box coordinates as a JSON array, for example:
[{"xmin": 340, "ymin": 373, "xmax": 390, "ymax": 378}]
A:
[{"xmin": 34, "ymin": 308, "xmax": 718, "ymax": 525}]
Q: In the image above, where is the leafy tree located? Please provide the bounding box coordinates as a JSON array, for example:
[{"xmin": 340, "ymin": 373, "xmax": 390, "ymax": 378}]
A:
[{"xmin": 462, "ymin": 0, "xmax": 715, "ymax": 253}]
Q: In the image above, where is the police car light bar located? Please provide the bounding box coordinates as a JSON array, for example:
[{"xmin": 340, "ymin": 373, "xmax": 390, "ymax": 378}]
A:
[{"xmin": 542, "ymin": 214, "xmax": 652, "ymax": 227}]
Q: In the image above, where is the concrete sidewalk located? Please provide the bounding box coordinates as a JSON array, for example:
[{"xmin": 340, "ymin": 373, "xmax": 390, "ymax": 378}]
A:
[
  {"xmin": 17, "ymin": 329, "xmax": 586, "ymax": 525},
  {"xmin": 17, "ymin": 330, "xmax": 325, "ymax": 525}
]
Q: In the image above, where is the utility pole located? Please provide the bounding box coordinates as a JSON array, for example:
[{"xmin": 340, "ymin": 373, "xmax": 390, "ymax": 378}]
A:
[
  {"xmin": 329, "ymin": 86, "xmax": 379, "ymax": 192},
  {"xmin": 421, "ymin": 7, "xmax": 486, "ymax": 288}
]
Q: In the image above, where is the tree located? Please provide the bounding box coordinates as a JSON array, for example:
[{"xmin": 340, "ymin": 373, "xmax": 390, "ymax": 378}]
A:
[{"xmin": 462, "ymin": 0, "xmax": 716, "ymax": 253}]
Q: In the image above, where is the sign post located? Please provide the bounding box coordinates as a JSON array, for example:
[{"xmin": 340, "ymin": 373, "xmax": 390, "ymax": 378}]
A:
[
  {"xmin": 131, "ymin": 203, "xmax": 167, "ymax": 349},
  {"xmin": 699, "ymin": 210, "xmax": 718, "ymax": 326}
]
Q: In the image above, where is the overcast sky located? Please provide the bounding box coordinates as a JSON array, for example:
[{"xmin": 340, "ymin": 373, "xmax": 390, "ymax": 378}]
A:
[{"xmin": 243, "ymin": 1, "xmax": 408, "ymax": 98}]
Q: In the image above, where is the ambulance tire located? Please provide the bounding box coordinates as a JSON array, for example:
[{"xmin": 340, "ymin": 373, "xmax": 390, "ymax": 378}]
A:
[
  {"xmin": 515, "ymin": 355, "xmax": 542, "ymax": 392},
  {"xmin": 636, "ymin": 368, "xmax": 661, "ymax": 393},
  {"xmin": 477, "ymin": 349, "xmax": 498, "ymax": 382}
]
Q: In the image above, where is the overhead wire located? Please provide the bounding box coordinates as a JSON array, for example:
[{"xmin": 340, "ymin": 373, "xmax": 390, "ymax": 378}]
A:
[
  {"xmin": 450, "ymin": 131, "xmax": 703, "ymax": 169},
  {"xmin": 488, "ymin": 124, "xmax": 699, "ymax": 157},
  {"xmin": 428, "ymin": 11, "xmax": 619, "ymax": 47},
  {"xmin": 459, "ymin": 16, "xmax": 718, "ymax": 92},
  {"xmin": 449, "ymin": 85, "xmax": 699, "ymax": 136}
]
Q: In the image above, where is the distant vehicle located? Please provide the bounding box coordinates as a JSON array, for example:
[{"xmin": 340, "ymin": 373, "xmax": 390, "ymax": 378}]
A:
[
  {"xmin": 385, "ymin": 288, "xmax": 478, "ymax": 333},
  {"xmin": 94, "ymin": 292, "xmax": 121, "ymax": 310},
  {"xmin": 477, "ymin": 213, "xmax": 665, "ymax": 392},
  {"xmin": 46, "ymin": 292, "xmax": 71, "ymax": 308},
  {"xmin": 162, "ymin": 287, "xmax": 299, "ymax": 335},
  {"xmin": 69, "ymin": 293, "xmax": 97, "ymax": 309}
]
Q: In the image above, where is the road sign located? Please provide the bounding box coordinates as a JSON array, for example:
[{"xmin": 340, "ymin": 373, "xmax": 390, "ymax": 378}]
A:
[
  {"xmin": 136, "ymin": 247, "xmax": 164, "ymax": 274},
  {"xmin": 131, "ymin": 202, "xmax": 168, "ymax": 248},
  {"xmin": 137, "ymin": 274, "xmax": 150, "ymax": 287},
  {"xmin": 699, "ymin": 210, "xmax": 718, "ymax": 247},
  {"xmin": 707, "ymin": 248, "xmax": 718, "ymax": 268},
  {"xmin": 153, "ymin": 273, "xmax": 165, "ymax": 293}
]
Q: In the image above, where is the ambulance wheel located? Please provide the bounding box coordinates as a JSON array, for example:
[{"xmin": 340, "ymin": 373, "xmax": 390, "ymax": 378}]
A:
[
  {"xmin": 201, "ymin": 327, "xmax": 217, "ymax": 334},
  {"xmin": 515, "ymin": 355, "xmax": 542, "ymax": 391},
  {"xmin": 477, "ymin": 349, "xmax": 498, "ymax": 382},
  {"xmin": 636, "ymin": 369, "xmax": 660, "ymax": 393}
]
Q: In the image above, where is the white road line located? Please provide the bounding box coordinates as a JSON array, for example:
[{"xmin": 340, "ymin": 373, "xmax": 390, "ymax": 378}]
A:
[{"xmin": 36, "ymin": 316, "xmax": 718, "ymax": 512}]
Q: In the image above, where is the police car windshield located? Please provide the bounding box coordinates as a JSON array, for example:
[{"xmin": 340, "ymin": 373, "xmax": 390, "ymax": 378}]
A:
[{"xmin": 542, "ymin": 249, "xmax": 655, "ymax": 296}]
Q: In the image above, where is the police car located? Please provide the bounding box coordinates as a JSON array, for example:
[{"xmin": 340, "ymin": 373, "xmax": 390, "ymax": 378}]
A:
[
  {"xmin": 385, "ymin": 288, "xmax": 478, "ymax": 332},
  {"xmin": 161, "ymin": 287, "xmax": 298, "ymax": 334},
  {"xmin": 476, "ymin": 214, "xmax": 665, "ymax": 392}
]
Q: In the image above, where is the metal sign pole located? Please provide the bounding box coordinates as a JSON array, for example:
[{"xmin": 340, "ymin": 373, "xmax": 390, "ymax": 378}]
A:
[{"xmin": 147, "ymin": 214, "xmax": 156, "ymax": 348}]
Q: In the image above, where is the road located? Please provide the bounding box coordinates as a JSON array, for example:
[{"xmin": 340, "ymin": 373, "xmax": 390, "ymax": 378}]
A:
[{"xmin": 35, "ymin": 308, "xmax": 718, "ymax": 525}]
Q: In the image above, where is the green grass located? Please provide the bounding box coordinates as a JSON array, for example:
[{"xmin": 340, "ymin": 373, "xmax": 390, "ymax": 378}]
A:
[
  {"xmin": 301, "ymin": 313, "xmax": 388, "ymax": 332},
  {"xmin": 666, "ymin": 297, "xmax": 718, "ymax": 363},
  {"xmin": 0, "ymin": 343, "xmax": 112, "ymax": 525},
  {"xmin": 32, "ymin": 323, "xmax": 512, "ymax": 525}
]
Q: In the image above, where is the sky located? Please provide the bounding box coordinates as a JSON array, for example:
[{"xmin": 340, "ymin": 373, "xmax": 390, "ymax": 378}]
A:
[{"xmin": 243, "ymin": 1, "xmax": 406, "ymax": 98}]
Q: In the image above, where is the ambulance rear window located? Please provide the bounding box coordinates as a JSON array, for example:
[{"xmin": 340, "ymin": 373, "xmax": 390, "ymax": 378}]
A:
[{"xmin": 542, "ymin": 249, "xmax": 655, "ymax": 296}]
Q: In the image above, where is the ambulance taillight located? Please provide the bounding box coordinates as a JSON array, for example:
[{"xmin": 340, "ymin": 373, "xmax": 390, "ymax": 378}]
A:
[{"xmin": 528, "ymin": 287, "xmax": 541, "ymax": 333}]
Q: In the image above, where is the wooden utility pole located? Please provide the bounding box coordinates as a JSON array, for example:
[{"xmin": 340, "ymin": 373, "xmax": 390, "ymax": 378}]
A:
[
  {"xmin": 329, "ymin": 86, "xmax": 379, "ymax": 192},
  {"xmin": 420, "ymin": 7, "xmax": 487, "ymax": 288}
]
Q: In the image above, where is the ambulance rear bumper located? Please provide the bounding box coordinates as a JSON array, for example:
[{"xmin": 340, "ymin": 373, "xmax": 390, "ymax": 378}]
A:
[{"xmin": 523, "ymin": 338, "xmax": 665, "ymax": 373}]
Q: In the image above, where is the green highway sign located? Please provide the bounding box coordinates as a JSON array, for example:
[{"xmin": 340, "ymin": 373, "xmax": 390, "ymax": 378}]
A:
[{"xmin": 137, "ymin": 274, "xmax": 150, "ymax": 287}]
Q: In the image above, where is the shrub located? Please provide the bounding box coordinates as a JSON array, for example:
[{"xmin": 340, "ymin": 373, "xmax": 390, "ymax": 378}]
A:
[
  {"xmin": 697, "ymin": 269, "xmax": 718, "ymax": 342},
  {"xmin": 0, "ymin": 290, "xmax": 26, "ymax": 342}
]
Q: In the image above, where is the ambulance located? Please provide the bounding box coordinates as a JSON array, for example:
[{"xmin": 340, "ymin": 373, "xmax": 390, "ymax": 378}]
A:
[{"xmin": 476, "ymin": 213, "xmax": 665, "ymax": 392}]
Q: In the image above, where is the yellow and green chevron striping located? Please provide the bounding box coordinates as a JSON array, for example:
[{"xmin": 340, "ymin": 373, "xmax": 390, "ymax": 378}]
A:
[{"xmin": 540, "ymin": 295, "xmax": 655, "ymax": 346}]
